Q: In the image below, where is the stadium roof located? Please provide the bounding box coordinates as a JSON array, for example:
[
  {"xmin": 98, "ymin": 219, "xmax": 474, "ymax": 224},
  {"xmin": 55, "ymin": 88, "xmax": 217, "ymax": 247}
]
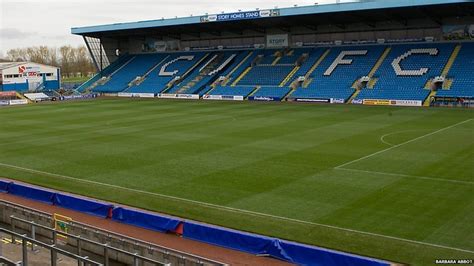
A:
[
  {"xmin": 0, "ymin": 62, "xmax": 25, "ymax": 70},
  {"xmin": 0, "ymin": 62, "xmax": 58, "ymax": 70},
  {"xmin": 71, "ymin": 0, "xmax": 474, "ymax": 37}
]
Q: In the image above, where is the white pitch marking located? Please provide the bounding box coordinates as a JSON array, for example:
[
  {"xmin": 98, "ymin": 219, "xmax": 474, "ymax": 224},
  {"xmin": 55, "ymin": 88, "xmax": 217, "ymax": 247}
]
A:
[
  {"xmin": 379, "ymin": 130, "xmax": 421, "ymax": 147},
  {"xmin": 335, "ymin": 119, "xmax": 473, "ymax": 169},
  {"xmin": 0, "ymin": 162, "xmax": 473, "ymax": 254},
  {"xmin": 335, "ymin": 167, "xmax": 474, "ymax": 185}
]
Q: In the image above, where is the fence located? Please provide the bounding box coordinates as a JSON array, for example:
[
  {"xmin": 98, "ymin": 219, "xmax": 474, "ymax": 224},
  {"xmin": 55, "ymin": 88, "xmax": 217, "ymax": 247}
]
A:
[
  {"xmin": 0, "ymin": 227, "xmax": 103, "ymax": 266},
  {"xmin": 0, "ymin": 200, "xmax": 226, "ymax": 266}
]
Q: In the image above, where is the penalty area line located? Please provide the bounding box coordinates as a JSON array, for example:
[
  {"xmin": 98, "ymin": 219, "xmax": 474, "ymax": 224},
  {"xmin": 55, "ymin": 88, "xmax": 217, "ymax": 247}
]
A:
[
  {"xmin": 335, "ymin": 168, "xmax": 474, "ymax": 185},
  {"xmin": 0, "ymin": 162, "xmax": 473, "ymax": 255},
  {"xmin": 335, "ymin": 118, "xmax": 473, "ymax": 169}
]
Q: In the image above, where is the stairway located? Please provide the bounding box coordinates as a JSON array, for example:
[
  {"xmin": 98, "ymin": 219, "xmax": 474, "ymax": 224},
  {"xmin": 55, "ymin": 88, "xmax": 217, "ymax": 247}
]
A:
[
  {"xmin": 162, "ymin": 53, "xmax": 210, "ymax": 94},
  {"xmin": 347, "ymin": 90, "xmax": 362, "ymax": 104},
  {"xmin": 176, "ymin": 54, "xmax": 224, "ymax": 94},
  {"xmin": 368, "ymin": 47, "xmax": 391, "ymax": 78},
  {"xmin": 302, "ymin": 49, "xmax": 331, "ymax": 88},
  {"xmin": 279, "ymin": 66, "xmax": 300, "ymax": 87},
  {"xmin": 271, "ymin": 50, "xmax": 284, "ymax": 66},
  {"xmin": 247, "ymin": 86, "xmax": 261, "ymax": 98},
  {"xmin": 441, "ymin": 45, "xmax": 462, "ymax": 77},
  {"xmin": 231, "ymin": 67, "xmax": 252, "ymax": 87},
  {"xmin": 15, "ymin": 92, "xmax": 31, "ymax": 103},
  {"xmin": 348, "ymin": 47, "xmax": 391, "ymax": 104},
  {"xmin": 222, "ymin": 51, "xmax": 253, "ymax": 86},
  {"xmin": 423, "ymin": 44, "xmax": 462, "ymax": 106}
]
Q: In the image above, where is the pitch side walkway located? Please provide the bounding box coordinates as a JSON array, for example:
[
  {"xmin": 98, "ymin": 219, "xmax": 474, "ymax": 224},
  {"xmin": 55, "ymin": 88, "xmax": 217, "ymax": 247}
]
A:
[{"xmin": 0, "ymin": 193, "xmax": 291, "ymax": 266}]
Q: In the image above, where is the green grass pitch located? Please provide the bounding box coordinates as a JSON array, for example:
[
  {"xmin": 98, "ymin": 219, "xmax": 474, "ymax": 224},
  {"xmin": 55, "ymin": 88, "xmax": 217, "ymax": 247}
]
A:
[{"xmin": 0, "ymin": 98, "xmax": 472, "ymax": 265}]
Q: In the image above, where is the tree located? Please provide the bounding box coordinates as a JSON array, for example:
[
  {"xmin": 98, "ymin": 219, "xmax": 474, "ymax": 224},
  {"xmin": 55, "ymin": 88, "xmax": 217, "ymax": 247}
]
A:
[
  {"xmin": 5, "ymin": 45, "xmax": 95, "ymax": 77},
  {"xmin": 6, "ymin": 49, "xmax": 26, "ymax": 62}
]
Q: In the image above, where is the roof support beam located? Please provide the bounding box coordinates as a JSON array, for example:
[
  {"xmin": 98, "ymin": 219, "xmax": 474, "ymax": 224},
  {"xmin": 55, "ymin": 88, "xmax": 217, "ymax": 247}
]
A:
[
  {"xmin": 418, "ymin": 7, "xmax": 442, "ymax": 26},
  {"xmin": 303, "ymin": 24, "xmax": 318, "ymax": 31}
]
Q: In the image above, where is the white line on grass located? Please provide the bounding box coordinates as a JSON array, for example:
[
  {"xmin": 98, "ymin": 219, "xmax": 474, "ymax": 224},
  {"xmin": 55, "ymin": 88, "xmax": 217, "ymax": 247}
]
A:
[
  {"xmin": 0, "ymin": 162, "xmax": 473, "ymax": 254},
  {"xmin": 335, "ymin": 119, "xmax": 473, "ymax": 169},
  {"xmin": 335, "ymin": 167, "xmax": 474, "ymax": 185},
  {"xmin": 379, "ymin": 133, "xmax": 395, "ymax": 146},
  {"xmin": 379, "ymin": 130, "xmax": 420, "ymax": 147}
]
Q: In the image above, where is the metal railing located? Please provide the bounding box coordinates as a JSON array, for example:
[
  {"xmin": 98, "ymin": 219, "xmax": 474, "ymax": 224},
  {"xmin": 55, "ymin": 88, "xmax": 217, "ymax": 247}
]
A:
[
  {"xmin": 0, "ymin": 200, "xmax": 227, "ymax": 265},
  {"xmin": 0, "ymin": 227, "xmax": 103, "ymax": 266},
  {"xmin": 10, "ymin": 215, "xmax": 170, "ymax": 266},
  {"xmin": 0, "ymin": 256, "xmax": 19, "ymax": 266}
]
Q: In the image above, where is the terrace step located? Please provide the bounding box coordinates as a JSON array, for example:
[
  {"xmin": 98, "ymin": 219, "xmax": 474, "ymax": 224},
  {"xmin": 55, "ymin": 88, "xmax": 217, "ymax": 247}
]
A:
[{"xmin": 279, "ymin": 66, "xmax": 300, "ymax": 87}]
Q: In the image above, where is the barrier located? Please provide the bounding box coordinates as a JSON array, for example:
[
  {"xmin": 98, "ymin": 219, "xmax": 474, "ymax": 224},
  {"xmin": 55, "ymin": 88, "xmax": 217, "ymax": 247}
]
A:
[
  {"xmin": 363, "ymin": 99, "xmax": 391, "ymax": 106},
  {"xmin": 183, "ymin": 221, "xmax": 277, "ymax": 255},
  {"xmin": 183, "ymin": 221, "xmax": 389, "ymax": 266},
  {"xmin": 158, "ymin": 94, "xmax": 199, "ymax": 99},
  {"xmin": 158, "ymin": 93, "xmax": 178, "ymax": 99},
  {"xmin": 118, "ymin": 92, "xmax": 155, "ymax": 98},
  {"xmin": 0, "ymin": 179, "xmax": 390, "ymax": 265},
  {"xmin": 134, "ymin": 93, "xmax": 155, "ymax": 98},
  {"xmin": 362, "ymin": 99, "xmax": 422, "ymax": 106},
  {"xmin": 60, "ymin": 94, "xmax": 98, "ymax": 101},
  {"xmin": 352, "ymin": 99, "xmax": 364, "ymax": 105},
  {"xmin": 390, "ymin": 100, "xmax": 422, "ymax": 106},
  {"xmin": 112, "ymin": 207, "xmax": 181, "ymax": 233},
  {"xmin": 0, "ymin": 91, "xmax": 17, "ymax": 97},
  {"xmin": 53, "ymin": 193, "xmax": 113, "ymax": 218},
  {"xmin": 4, "ymin": 181, "xmax": 112, "ymax": 217},
  {"xmin": 118, "ymin": 92, "xmax": 132, "ymax": 97},
  {"xmin": 8, "ymin": 99, "xmax": 28, "ymax": 105},
  {"xmin": 203, "ymin": 95, "xmax": 244, "ymax": 101},
  {"xmin": 279, "ymin": 240, "xmax": 389, "ymax": 266},
  {"xmin": 8, "ymin": 183, "xmax": 55, "ymax": 204},
  {"xmin": 0, "ymin": 180, "xmax": 11, "ymax": 192},
  {"xmin": 0, "ymin": 100, "xmax": 9, "ymax": 106},
  {"xmin": 330, "ymin": 98, "xmax": 345, "ymax": 104},
  {"xmin": 248, "ymin": 96, "xmax": 281, "ymax": 101},
  {"xmin": 177, "ymin": 94, "xmax": 199, "ymax": 99},
  {"xmin": 203, "ymin": 95, "xmax": 222, "ymax": 100},
  {"xmin": 294, "ymin": 98, "xmax": 330, "ymax": 103}
]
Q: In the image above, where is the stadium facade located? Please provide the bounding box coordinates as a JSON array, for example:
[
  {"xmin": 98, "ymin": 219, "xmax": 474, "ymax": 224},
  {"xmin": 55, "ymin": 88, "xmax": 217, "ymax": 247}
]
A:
[
  {"xmin": 0, "ymin": 62, "xmax": 60, "ymax": 92},
  {"xmin": 72, "ymin": 0, "xmax": 474, "ymax": 107}
]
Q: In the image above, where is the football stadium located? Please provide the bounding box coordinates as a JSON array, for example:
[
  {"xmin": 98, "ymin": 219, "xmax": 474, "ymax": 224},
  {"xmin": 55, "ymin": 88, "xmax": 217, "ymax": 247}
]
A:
[{"xmin": 0, "ymin": 0, "xmax": 473, "ymax": 265}]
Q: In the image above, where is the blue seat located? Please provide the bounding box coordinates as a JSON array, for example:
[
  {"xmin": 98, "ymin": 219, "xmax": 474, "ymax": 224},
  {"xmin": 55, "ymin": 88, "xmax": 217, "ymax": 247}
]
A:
[
  {"xmin": 356, "ymin": 43, "xmax": 456, "ymax": 101},
  {"xmin": 291, "ymin": 46, "xmax": 385, "ymax": 101},
  {"xmin": 437, "ymin": 43, "xmax": 474, "ymax": 98},
  {"xmin": 208, "ymin": 86, "xmax": 255, "ymax": 97}
]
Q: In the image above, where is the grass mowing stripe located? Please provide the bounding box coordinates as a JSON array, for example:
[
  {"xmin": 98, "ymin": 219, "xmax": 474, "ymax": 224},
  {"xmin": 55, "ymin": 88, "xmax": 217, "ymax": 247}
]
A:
[
  {"xmin": 1, "ymin": 162, "xmax": 473, "ymax": 255},
  {"xmin": 1, "ymin": 100, "xmax": 473, "ymax": 264},
  {"xmin": 335, "ymin": 168, "xmax": 474, "ymax": 185},
  {"xmin": 335, "ymin": 118, "xmax": 473, "ymax": 169}
]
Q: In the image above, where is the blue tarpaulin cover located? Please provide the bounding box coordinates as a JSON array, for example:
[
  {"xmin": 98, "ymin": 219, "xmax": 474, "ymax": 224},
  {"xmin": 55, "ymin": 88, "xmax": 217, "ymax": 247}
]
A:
[
  {"xmin": 0, "ymin": 180, "xmax": 11, "ymax": 192},
  {"xmin": 53, "ymin": 193, "xmax": 112, "ymax": 218},
  {"xmin": 112, "ymin": 207, "xmax": 181, "ymax": 233},
  {"xmin": 8, "ymin": 183, "xmax": 55, "ymax": 204},
  {"xmin": 183, "ymin": 221, "xmax": 389, "ymax": 266}
]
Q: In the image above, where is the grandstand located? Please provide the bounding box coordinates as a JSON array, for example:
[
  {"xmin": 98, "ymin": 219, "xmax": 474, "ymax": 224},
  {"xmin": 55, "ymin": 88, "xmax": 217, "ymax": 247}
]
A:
[{"xmin": 70, "ymin": 0, "xmax": 474, "ymax": 107}]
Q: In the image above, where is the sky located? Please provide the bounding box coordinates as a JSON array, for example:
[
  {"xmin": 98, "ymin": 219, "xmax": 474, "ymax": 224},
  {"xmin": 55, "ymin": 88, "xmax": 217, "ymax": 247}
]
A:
[{"xmin": 0, "ymin": 0, "xmax": 338, "ymax": 58}]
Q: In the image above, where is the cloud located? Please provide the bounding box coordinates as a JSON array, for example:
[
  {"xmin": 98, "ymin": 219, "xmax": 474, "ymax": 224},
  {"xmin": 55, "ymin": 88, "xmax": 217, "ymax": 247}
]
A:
[
  {"xmin": 0, "ymin": 0, "xmax": 336, "ymax": 51},
  {"xmin": 0, "ymin": 28, "xmax": 37, "ymax": 40}
]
